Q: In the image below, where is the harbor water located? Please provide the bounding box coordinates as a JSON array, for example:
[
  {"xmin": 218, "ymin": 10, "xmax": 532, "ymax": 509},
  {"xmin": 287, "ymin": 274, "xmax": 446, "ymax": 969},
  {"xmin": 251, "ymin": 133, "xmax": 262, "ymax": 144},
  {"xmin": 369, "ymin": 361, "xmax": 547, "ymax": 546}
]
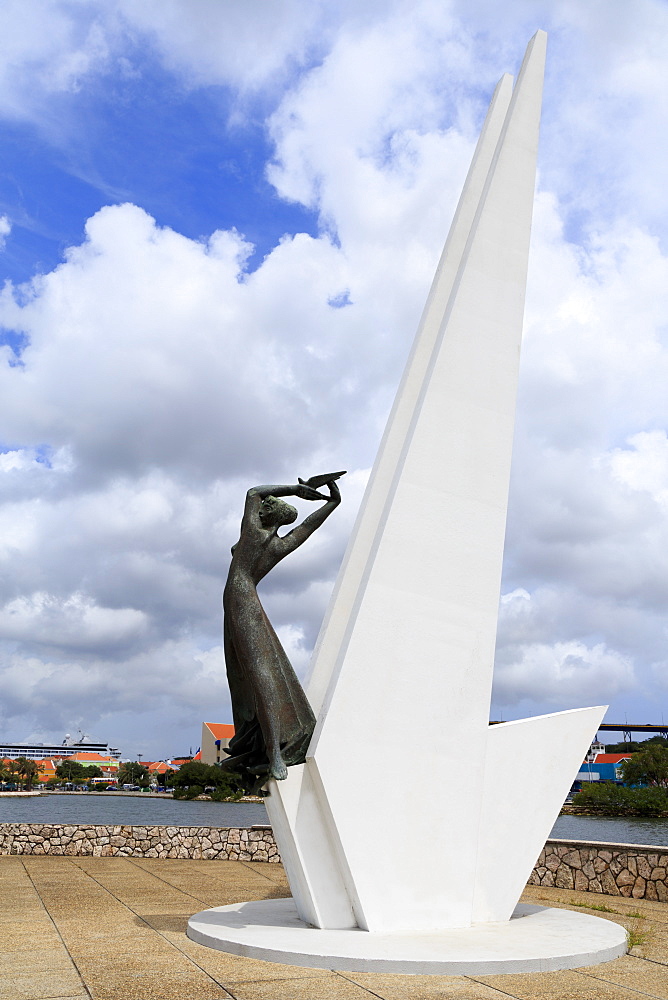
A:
[
  {"xmin": 550, "ymin": 813, "xmax": 668, "ymax": 847},
  {"xmin": 1, "ymin": 794, "xmax": 668, "ymax": 847},
  {"xmin": 0, "ymin": 793, "xmax": 268, "ymax": 827}
]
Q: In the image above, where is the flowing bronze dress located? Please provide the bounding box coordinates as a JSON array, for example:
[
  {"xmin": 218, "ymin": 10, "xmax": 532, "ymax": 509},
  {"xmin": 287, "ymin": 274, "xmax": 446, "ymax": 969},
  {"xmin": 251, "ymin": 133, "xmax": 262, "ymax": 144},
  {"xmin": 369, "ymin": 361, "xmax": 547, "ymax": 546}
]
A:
[{"xmin": 221, "ymin": 489, "xmax": 319, "ymax": 794}]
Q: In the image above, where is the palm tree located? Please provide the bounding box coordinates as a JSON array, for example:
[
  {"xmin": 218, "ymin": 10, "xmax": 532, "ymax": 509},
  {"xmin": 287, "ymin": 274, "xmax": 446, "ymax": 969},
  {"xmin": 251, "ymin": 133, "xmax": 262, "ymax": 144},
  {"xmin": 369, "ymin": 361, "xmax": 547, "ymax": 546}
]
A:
[
  {"xmin": 14, "ymin": 757, "xmax": 43, "ymax": 791},
  {"xmin": 0, "ymin": 759, "xmax": 11, "ymax": 789},
  {"xmin": 23, "ymin": 760, "xmax": 43, "ymax": 791},
  {"xmin": 117, "ymin": 762, "xmax": 149, "ymax": 787}
]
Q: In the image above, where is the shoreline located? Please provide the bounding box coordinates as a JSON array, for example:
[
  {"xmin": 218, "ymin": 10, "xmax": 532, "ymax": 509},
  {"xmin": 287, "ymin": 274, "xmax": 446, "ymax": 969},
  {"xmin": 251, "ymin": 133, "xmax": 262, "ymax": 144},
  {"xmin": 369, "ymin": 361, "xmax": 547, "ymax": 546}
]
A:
[
  {"xmin": 562, "ymin": 805, "xmax": 668, "ymax": 818},
  {"xmin": 0, "ymin": 789, "xmax": 263, "ymax": 801}
]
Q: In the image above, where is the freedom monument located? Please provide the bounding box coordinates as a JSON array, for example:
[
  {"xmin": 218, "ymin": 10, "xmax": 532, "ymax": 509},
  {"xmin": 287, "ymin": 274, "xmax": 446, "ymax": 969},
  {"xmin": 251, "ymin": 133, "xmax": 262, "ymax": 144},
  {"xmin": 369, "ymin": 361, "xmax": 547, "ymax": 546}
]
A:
[{"xmin": 189, "ymin": 32, "xmax": 628, "ymax": 973}]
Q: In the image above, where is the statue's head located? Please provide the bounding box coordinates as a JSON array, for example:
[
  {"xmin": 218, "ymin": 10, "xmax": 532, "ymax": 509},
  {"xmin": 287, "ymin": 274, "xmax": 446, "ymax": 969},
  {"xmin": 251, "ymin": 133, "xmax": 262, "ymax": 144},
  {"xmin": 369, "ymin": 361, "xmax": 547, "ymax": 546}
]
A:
[{"xmin": 259, "ymin": 495, "xmax": 298, "ymax": 529}]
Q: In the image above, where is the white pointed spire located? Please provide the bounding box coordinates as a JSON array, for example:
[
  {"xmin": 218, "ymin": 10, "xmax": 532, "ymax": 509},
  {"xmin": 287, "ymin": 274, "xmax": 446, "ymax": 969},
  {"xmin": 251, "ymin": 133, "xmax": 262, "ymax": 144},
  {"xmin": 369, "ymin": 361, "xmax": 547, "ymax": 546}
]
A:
[{"xmin": 263, "ymin": 30, "xmax": 605, "ymax": 934}]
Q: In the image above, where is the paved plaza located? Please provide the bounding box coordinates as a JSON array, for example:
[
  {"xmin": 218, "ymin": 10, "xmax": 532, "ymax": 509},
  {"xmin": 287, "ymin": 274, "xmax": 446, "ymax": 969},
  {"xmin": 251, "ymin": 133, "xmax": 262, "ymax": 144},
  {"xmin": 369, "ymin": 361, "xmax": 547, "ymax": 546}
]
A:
[{"xmin": 1, "ymin": 854, "xmax": 667, "ymax": 1000}]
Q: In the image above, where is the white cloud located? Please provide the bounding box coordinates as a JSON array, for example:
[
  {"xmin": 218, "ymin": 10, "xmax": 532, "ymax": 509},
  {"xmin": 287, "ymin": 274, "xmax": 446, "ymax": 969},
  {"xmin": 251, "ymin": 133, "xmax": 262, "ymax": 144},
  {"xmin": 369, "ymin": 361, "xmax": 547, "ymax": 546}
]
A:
[
  {"xmin": 0, "ymin": 0, "xmax": 361, "ymax": 130},
  {"xmin": 116, "ymin": 0, "xmax": 326, "ymax": 93},
  {"xmin": 0, "ymin": 638, "xmax": 233, "ymax": 747},
  {"xmin": 0, "ymin": 216, "xmax": 10, "ymax": 250},
  {"xmin": 607, "ymin": 431, "xmax": 668, "ymax": 509},
  {"xmin": 0, "ymin": 203, "xmax": 361, "ymax": 478},
  {"xmin": 0, "ymin": 1, "xmax": 112, "ymax": 121},
  {"xmin": 0, "ymin": 592, "xmax": 147, "ymax": 651},
  {"xmin": 493, "ymin": 639, "xmax": 635, "ymax": 708}
]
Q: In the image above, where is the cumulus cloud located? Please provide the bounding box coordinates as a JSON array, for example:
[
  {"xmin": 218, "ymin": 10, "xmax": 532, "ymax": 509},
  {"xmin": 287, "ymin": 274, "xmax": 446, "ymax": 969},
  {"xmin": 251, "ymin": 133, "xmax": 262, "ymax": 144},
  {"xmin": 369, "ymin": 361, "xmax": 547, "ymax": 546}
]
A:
[
  {"xmin": 0, "ymin": 592, "xmax": 146, "ymax": 651},
  {"xmin": 0, "ymin": 204, "xmax": 362, "ymax": 479},
  {"xmin": 0, "ymin": 639, "xmax": 234, "ymax": 753},
  {"xmin": 493, "ymin": 638, "xmax": 635, "ymax": 708}
]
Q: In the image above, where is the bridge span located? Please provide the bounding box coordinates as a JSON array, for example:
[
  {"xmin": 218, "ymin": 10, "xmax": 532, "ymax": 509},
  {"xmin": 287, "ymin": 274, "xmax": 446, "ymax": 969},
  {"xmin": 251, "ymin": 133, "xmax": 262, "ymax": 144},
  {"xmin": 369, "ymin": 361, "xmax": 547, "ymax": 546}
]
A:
[{"xmin": 490, "ymin": 721, "xmax": 668, "ymax": 744}]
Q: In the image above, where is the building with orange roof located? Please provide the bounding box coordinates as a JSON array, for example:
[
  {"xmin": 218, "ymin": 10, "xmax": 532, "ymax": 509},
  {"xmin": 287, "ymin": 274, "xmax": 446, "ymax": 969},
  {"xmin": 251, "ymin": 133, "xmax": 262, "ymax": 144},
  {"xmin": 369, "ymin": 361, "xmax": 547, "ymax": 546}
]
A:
[
  {"xmin": 200, "ymin": 722, "xmax": 235, "ymax": 765},
  {"xmin": 138, "ymin": 761, "xmax": 174, "ymax": 787},
  {"xmin": 36, "ymin": 759, "xmax": 58, "ymax": 783},
  {"xmin": 145, "ymin": 761, "xmax": 174, "ymax": 779},
  {"xmin": 145, "ymin": 761, "xmax": 170, "ymax": 774}
]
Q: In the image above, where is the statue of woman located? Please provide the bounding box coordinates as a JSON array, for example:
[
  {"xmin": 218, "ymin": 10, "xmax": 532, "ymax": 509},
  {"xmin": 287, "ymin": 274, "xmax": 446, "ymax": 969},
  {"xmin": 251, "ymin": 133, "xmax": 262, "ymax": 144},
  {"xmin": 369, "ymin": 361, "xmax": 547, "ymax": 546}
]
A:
[{"xmin": 221, "ymin": 473, "xmax": 345, "ymax": 794}]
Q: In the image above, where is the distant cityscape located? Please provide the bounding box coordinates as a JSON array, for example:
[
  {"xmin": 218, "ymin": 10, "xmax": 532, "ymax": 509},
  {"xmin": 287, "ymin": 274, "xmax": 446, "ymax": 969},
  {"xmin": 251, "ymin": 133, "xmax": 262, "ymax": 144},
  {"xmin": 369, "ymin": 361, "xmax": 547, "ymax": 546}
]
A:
[
  {"xmin": 0, "ymin": 722, "xmax": 235, "ymax": 787},
  {"xmin": 3, "ymin": 723, "xmax": 663, "ymax": 790}
]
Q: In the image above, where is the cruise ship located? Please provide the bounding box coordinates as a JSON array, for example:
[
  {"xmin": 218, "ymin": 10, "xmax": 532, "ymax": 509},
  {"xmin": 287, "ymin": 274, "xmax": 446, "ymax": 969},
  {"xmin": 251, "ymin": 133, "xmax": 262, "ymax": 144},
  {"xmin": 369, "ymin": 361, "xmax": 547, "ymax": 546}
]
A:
[{"xmin": 0, "ymin": 731, "xmax": 121, "ymax": 761}]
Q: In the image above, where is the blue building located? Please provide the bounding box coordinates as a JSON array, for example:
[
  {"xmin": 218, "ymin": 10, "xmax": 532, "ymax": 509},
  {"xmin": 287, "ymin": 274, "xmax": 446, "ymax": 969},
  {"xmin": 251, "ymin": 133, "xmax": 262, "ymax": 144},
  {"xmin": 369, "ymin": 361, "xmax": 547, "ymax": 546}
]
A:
[{"xmin": 576, "ymin": 752, "xmax": 633, "ymax": 784}]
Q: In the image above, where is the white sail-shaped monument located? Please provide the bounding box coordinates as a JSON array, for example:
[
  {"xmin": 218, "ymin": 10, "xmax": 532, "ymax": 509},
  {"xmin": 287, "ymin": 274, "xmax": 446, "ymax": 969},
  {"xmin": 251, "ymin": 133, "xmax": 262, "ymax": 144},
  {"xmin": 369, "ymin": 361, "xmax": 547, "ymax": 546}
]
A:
[{"xmin": 189, "ymin": 33, "xmax": 628, "ymax": 973}]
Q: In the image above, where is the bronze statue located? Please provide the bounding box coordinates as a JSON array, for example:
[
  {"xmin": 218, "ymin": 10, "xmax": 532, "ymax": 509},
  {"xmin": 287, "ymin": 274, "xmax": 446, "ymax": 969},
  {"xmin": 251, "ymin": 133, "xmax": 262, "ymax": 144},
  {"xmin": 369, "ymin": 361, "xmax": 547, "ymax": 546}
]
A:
[{"xmin": 221, "ymin": 472, "xmax": 345, "ymax": 794}]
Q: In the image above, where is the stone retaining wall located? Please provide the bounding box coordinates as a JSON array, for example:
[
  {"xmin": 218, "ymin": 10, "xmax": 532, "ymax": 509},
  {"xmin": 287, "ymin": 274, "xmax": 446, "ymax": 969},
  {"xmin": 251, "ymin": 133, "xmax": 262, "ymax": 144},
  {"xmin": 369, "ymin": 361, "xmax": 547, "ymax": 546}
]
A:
[
  {"xmin": 2, "ymin": 826, "xmax": 668, "ymax": 903},
  {"xmin": 528, "ymin": 838, "xmax": 668, "ymax": 901},
  {"xmin": 0, "ymin": 824, "xmax": 279, "ymax": 861}
]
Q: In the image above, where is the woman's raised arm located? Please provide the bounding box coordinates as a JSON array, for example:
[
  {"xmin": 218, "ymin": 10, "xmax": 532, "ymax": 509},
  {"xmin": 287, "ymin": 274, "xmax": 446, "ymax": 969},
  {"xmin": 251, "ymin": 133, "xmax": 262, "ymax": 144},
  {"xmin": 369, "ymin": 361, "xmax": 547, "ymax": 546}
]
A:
[
  {"xmin": 277, "ymin": 479, "xmax": 342, "ymax": 555},
  {"xmin": 247, "ymin": 483, "xmax": 327, "ymax": 502}
]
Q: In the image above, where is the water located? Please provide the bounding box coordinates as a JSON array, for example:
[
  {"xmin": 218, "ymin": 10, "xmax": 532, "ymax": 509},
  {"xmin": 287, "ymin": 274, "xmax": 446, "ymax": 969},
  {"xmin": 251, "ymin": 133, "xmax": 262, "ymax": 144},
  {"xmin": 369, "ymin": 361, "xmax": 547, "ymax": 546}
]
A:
[
  {"xmin": 2, "ymin": 795, "xmax": 667, "ymax": 847},
  {"xmin": 551, "ymin": 814, "xmax": 668, "ymax": 847},
  {"xmin": 0, "ymin": 793, "xmax": 268, "ymax": 828}
]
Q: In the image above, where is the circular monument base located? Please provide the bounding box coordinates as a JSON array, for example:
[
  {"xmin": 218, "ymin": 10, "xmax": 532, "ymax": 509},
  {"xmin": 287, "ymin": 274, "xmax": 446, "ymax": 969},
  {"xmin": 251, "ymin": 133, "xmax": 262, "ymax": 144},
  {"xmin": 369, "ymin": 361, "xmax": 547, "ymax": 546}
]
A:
[{"xmin": 187, "ymin": 898, "xmax": 628, "ymax": 975}]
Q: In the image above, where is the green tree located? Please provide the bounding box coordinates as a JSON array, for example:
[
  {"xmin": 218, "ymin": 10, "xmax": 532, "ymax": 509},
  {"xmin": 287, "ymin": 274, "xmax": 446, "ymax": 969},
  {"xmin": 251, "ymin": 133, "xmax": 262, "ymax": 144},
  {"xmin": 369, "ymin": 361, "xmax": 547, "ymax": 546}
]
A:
[
  {"xmin": 4, "ymin": 759, "xmax": 22, "ymax": 788},
  {"xmin": 605, "ymin": 741, "xmax": 644, "ymax": 754},
  {"xmin": 170, "ymin": 761, "xmax": 242, "ymax": 800},
  {"xmin": 606, "ymin": 736, "xmax": 668, "ymax": 753},
  {"xmin": 117, "ymin": 762, "xmax": 150, "ymax": 787},
  {"xmin": 56, "ymin": 760, "xmax": 84, "ymax": 783},
  {"xmin": 619, "ymin": 744, "xmax": 668, "ymax": 787},
  {"xmin": 572, "ymin": 781, "xmax": 668, "ymax": 816}
]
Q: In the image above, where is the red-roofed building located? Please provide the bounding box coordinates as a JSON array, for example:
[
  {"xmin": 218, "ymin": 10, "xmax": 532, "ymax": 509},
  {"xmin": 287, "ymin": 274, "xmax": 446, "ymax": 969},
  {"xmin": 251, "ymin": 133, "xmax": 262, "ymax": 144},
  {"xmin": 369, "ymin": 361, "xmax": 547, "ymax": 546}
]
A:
[
  {"xmin": 200, "ymin": 722, "xmax": 235, "ymax": 765},
  {"xmin": 145, "ymin": 761, "xmax": 171, "ymax": 775},
  {"xmin": 141, "ymin": 761, "xmax": 175, "ymax": 787},
  {"xmin": 593, "ymin": 754, "xmax": 635, "ymax": 765},
  {"xmin": 36, "ymin": 759, "xmax": 59, "ymax": 783}
]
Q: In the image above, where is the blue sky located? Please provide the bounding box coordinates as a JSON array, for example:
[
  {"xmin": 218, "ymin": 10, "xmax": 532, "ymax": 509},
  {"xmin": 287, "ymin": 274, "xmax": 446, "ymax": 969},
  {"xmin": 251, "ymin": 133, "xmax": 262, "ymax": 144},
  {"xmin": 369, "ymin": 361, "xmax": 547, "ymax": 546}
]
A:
[
  {"xmin": 1, "ymin": 0, "xmax": 668, "ymax": 759},
  {"xmin": 0, "ymin": 48, "xmax": 318, "ymax": 290}
]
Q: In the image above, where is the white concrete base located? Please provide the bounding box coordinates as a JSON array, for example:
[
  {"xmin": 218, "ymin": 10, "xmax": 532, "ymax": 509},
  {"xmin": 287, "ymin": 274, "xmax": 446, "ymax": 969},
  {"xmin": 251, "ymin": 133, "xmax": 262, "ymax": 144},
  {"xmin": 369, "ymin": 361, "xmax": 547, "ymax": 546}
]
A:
[{"xmin": 187, "ymin": 898, "xmax": 628, "ymax": 975}]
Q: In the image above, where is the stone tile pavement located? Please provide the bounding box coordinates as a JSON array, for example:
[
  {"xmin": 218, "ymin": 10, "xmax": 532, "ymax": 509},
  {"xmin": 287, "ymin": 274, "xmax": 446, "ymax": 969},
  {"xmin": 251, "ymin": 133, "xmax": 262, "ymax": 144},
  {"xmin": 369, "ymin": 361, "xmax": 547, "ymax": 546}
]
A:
[{"xmin": 1, "ymin": 855, "xmax": 667, "ymax": 999}]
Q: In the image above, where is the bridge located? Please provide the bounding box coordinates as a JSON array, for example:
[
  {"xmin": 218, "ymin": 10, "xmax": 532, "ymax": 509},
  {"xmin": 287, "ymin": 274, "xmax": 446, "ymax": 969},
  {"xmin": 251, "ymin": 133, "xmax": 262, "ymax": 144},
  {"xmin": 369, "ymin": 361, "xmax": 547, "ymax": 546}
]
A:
[
  {"xmin": 490, "ymin": 721, "xmax": 668, "ymax": 744},
  {"xmin": 596, "ymin": 723, "xmax": 668, "ymax": 743}
]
